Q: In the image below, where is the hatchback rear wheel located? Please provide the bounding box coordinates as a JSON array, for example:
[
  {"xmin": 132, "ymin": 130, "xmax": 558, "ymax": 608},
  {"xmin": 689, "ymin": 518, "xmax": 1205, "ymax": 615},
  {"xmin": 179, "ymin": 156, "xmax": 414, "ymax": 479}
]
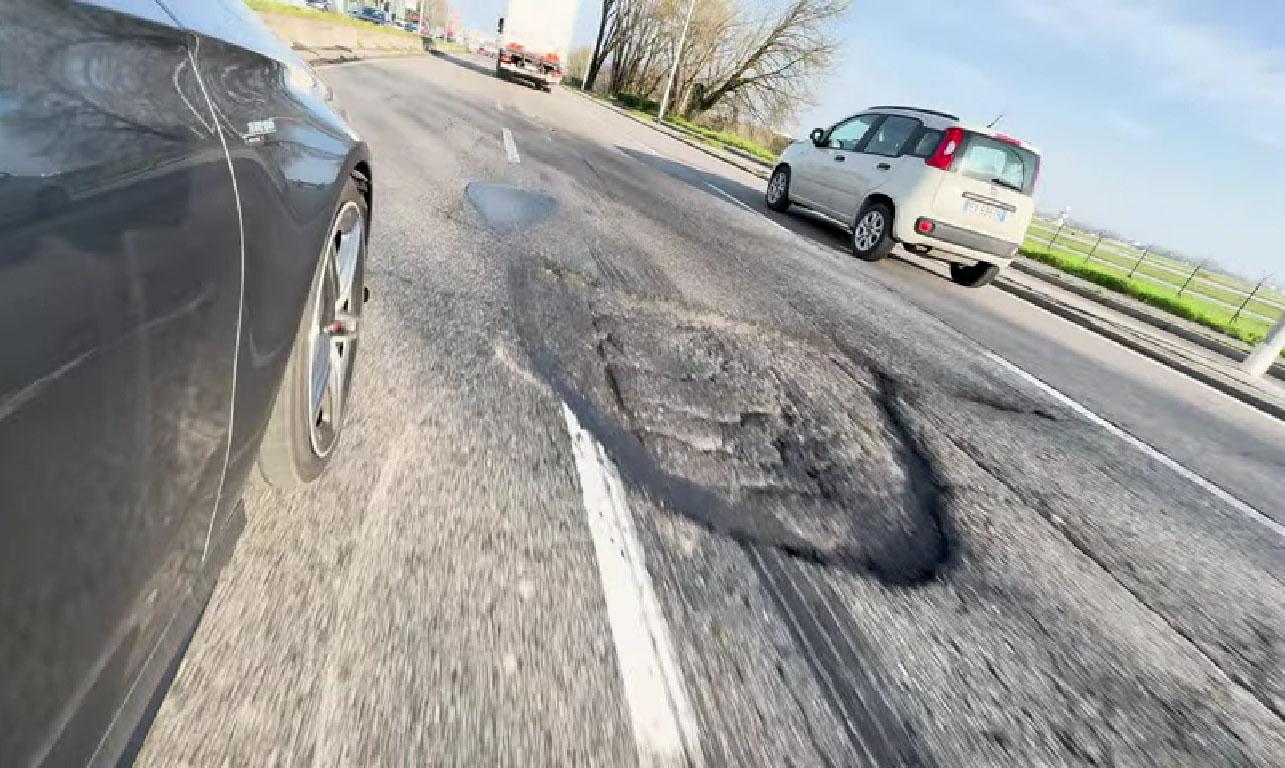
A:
[
  {"xmin": 949, "ymin": 261, "xmax": 1001, "ymax": 288},
  {"xmin": 851, "ymin": 202, "xmax": 895, "ymax": 262}
]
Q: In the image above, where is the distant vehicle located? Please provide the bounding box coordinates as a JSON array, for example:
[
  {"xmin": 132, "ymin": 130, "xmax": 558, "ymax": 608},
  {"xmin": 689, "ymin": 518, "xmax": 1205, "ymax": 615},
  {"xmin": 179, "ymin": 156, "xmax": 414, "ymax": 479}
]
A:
[
  {"xmin": 399, "ymin": 20, "xmax": 418, "ymax": 33},
  {"xmin": 304, "ymin": 0, "xmax": 330, "ymax": 10},
  {"xmin": 494, "ymin": 0, "xmax": 577, "ymax": 92},
  {"xmin": 766, "ymin": 106, "xmax": 1041, "ymax": 288},
  {"xmin": 351, "ymin": 6, "xmax": 386, "ymax": 25},
  {"xmin": 1, "ymin": 0, "xmax": 372, "ymax": 764}
]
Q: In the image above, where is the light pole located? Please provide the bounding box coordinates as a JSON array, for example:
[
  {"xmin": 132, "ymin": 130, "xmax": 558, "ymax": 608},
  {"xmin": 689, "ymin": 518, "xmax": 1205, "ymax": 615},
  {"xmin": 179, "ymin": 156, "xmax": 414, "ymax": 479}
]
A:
[
  {"xmin": 1244, "ymin": 314, "xmax": 1285, "ymax": 379},
  {"xmin": 657, "ymin": 0, "xmax": 697, "ymax": 122}
]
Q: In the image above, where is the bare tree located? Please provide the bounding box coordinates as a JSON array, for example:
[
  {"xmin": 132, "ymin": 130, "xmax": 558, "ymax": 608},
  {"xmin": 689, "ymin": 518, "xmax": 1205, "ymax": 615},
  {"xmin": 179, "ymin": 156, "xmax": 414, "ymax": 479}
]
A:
[
  {"xmin": 690, "ymin": 0, "xmax": 850, "ymax": 122},
  {"xmin": 585, "ymin": 0, "xmax": 617, "ymax": 90},
  {"xmin": 588, "ymin": 0, "xmax": 848, "ymax": 125}
]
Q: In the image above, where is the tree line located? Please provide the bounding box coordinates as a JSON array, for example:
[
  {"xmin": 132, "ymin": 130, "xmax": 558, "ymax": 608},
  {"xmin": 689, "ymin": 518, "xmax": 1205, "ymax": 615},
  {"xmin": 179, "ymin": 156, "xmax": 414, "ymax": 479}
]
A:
[{"xmin": 584, "ymin": 0, "xmax": 850, "ymax": 126}]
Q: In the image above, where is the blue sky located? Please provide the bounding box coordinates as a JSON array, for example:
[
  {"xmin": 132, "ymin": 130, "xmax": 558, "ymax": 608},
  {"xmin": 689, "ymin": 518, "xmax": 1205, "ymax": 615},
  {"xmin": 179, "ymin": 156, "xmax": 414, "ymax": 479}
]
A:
[{"xmin": 460, "ymin": 0, "xmax": 1284, "ymax": 278}]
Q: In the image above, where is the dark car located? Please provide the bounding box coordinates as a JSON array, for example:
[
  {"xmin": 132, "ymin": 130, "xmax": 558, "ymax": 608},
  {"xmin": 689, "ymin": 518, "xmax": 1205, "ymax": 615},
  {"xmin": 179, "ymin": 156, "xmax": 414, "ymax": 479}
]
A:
[
  {"xmin": 0, "ymin": 1, "xmax": 371, "ymax": 765},
  {"xmin": 305, "ymin": 0, "xmax": 331, "ymax": 10},
  {"xmin": 351, "ymin": 6, "xmax": 387, "ymax": 24}
]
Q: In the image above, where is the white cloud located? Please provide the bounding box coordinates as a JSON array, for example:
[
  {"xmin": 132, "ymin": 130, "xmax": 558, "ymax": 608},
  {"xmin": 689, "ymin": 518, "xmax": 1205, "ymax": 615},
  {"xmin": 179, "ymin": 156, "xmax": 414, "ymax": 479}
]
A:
[{"xmin": 1003, "ymin": 0, "xmax": 1285, "ymax": 144}]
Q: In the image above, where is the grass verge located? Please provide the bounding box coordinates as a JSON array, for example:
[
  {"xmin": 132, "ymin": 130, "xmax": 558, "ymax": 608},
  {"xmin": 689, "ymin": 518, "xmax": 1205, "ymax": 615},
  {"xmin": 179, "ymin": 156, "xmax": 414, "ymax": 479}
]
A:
[
  {"xmin": 600, "ymin": 93, "xmax": 777, "ymax": 164},
  {"xmin": 1019, "ymin": 244, "xmax": 1279, "ymax": 354}
]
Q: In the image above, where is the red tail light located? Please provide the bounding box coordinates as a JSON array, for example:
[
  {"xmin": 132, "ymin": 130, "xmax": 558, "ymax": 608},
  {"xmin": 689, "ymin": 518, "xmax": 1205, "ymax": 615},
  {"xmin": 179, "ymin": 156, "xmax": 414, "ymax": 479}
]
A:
[
  {"xmin": 925, "ymin": 127, "xmax": 964, "ymax": 170},
  {"xmin": 499, "ymin": 52, "xmax": 512, "ymax": 63}
]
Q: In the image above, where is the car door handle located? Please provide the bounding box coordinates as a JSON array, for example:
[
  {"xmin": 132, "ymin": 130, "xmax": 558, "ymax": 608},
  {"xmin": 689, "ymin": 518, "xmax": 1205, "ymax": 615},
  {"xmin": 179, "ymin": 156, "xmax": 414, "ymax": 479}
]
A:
[
  {"xmin": 876, "ymin": 162, "xmax": 891, "ymax": 171},
  {"xmin": 834, "ymin": 155, "xmax": 846, "ymax": 162}
]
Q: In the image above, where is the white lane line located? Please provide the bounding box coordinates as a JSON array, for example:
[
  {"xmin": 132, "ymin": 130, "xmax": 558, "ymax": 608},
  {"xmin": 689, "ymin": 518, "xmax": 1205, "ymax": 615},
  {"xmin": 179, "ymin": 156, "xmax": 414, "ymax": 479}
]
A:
[
  {"xmin": 704, "ymin": 182, "xmax": 753, "ymax": 212},
  {"xmin": 985, "ymin": 351, "xmax": 1285, "ymax": 540},
  {"xmin": 704, "ymin": 182, "xmax": 794, "ymax": 236},
  {"xmin": 502, "ymin": 128, "xmax": 521, "ymax": 164},
  {"xmin": 561, "ymin": 403, "xmax": 705, "ymax": 768},
  {"xmin": 495, "ymin": 99, "xmax": 505, "ymax": 112}
]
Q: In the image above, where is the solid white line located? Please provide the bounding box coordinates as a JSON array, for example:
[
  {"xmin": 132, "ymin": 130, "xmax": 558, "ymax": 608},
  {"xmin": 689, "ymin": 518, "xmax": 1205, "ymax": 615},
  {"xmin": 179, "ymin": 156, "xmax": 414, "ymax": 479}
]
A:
[
  {"xmin": 704, "ymin": 182, "xmax": 753, "ymax": 212},
  {"xmin": 984, "ymin": 351, "xmax": 1285, "ymax": 540},
  {"xmin": 561, "ymin": 404, "xmax": 704, "ymax": 768},
  {"xmin": 704, "ymin": 182, "xmax": 794, "ymax": 236},
  {"xmin": 502, "ymin": 128, "xmax": 520, "ymax": 164}
]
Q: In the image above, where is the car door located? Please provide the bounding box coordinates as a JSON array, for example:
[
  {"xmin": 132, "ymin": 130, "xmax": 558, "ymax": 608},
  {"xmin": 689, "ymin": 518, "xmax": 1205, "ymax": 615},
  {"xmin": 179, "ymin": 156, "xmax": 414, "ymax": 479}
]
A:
[
  {"xmin": 161, "ymin": 0, "xmax": 373, "ymax": 513},
  {"xmin": 0, "ymin": 1, "xmax": 243, "ymax": 764},
  {"xmin": 830, "ymin": 114, "xmax": 923, "ymax": 224},
  {"xmin": 810, "ymin": 113, "xmax": 881, "ymax": 218}
]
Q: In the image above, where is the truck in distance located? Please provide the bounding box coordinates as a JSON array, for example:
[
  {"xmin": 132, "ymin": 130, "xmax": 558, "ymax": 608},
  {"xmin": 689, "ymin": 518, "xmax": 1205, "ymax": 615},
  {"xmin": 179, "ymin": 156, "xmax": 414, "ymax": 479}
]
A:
[{"xmin": 494, "ymin": 0, "xmax": 577, "ymax": 92}]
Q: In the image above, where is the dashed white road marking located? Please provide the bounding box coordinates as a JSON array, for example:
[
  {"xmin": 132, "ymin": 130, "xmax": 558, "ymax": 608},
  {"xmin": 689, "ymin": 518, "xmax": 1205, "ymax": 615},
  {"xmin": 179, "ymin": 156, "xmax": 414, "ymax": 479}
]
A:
[
  {"xmin": 495, "ymin": 99, "xmax": 505, "ymax": 112},
  {"xmin": 502, "ymin": 128, "xmax": 520, "ymax": 164},
  {"xmin": 985, "ymin": 351, "xmax": 1285, "ymax": 540},
  {"xmin": 561, "ymin": 403, "xmax": 705, "ymax": 768}
]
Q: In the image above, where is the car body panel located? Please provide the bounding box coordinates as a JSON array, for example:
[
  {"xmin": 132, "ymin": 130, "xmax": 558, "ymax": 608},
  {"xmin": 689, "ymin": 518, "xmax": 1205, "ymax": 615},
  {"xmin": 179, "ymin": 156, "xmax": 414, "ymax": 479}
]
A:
[
  {"xmin": 161, "ymin": 0, "xmax": 371, "ymax": 537},
  {"xmin": 0, "ymin": 2, "xmax": 242, "ymax": 764},
  {"xmin": 0, "ymin": 1, "xmax": 370, "ymax": 764}
]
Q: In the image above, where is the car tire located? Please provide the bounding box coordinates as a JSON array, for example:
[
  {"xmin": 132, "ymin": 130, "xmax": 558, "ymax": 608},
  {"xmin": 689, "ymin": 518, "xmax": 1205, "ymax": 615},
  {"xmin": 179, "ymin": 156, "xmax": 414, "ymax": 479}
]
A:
[
  {"xmin": 258, "ymin": 175, "xmax": 368, "ymax": 489},
  {"xmin": 949, "ymin": 261, "xmax": 1001, "ymax": 288},
  {"xmin": 851, "ymin": 201, "xmax": 895, "ymax": 262},
  {"xmin": 765, "ymin": 166, "xmax": 792, "ymax": 212}
]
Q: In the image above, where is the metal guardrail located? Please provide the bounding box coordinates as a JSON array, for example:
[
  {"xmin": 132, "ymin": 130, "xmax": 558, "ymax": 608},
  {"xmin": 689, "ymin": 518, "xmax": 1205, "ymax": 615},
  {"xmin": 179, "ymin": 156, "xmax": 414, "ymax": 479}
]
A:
[{"xmin": 1026, "ymin": 218, "xmax": 1282, "ymax": 326}]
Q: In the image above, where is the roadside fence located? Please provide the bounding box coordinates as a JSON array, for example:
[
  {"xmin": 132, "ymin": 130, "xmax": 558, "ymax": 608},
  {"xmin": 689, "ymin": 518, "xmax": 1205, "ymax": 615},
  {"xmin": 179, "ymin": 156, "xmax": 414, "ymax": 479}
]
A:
[{"xmin": 1026, "ymin": 218, "xmax": 1282, "ymax": 328}]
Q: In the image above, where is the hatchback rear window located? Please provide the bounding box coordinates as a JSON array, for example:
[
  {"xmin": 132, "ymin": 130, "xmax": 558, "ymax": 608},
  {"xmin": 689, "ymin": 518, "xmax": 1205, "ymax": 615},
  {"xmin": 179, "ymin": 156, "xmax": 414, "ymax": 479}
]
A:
[
  {"xmin": 908, "ymin": 129, "xmax": 943, "ymax": 158},
  {"xmin": 957, "ymin": 133, "xmax": 1039, "ymax": 195}
]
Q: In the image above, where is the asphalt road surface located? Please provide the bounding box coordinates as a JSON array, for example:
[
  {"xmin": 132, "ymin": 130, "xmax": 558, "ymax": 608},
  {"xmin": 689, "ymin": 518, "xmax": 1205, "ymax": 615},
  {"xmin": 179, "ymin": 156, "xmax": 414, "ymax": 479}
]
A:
[{"xmin": 138, "ymin": 55, "xmax": 1285, "ymax": 767}]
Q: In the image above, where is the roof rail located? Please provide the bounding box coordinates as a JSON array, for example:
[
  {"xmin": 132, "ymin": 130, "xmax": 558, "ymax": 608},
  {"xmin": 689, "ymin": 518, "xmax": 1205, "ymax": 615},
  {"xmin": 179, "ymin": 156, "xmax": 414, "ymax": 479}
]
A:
[{"xmin": 868, "ymin": 105, "xmax": 960, "ymax": 121}]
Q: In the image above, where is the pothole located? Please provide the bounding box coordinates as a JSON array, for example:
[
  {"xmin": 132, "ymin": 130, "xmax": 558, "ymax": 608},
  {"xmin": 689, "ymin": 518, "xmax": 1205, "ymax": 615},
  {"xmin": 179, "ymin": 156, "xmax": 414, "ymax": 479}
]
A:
[
  {"xmin": 465, "ymin": 182, "xmax": 557, "ymax": 233},
  {"xmin": 585, "ymin": 294, "xmax": 955, "ymax": 586}
]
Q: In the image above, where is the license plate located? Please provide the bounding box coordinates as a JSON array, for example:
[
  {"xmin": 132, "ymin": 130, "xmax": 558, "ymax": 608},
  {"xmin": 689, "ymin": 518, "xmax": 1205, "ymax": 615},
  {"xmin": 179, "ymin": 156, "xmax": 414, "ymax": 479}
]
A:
[{"xmin": 963, "ymin": 200, "xmax": 1007, "ymax": 223}]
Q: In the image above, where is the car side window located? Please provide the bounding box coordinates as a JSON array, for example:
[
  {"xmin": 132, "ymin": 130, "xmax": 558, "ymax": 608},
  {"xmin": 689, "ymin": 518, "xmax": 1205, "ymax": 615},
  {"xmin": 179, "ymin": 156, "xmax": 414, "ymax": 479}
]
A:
[
  {"xmin": 908, "ymin": 128, "xmax": 944, "ymax": 158},
  {"xmin": 862, "ymin": 115, "xmax": 921, "ymax": 156},
  {"xmin": 826, "ymin": 114, "xmax": 879, "ymax": 151}
]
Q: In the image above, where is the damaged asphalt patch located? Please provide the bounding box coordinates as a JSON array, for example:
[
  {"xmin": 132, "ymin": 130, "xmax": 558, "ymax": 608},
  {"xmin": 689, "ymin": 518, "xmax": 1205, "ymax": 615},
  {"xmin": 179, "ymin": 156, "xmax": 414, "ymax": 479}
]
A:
[
  {"xmin": 506, "ymin": 255, "xmax": 1285, "ymax": 767},
  {"xmin": 592, "ymin": 299, "xmax": 956, "ymax": 586}
]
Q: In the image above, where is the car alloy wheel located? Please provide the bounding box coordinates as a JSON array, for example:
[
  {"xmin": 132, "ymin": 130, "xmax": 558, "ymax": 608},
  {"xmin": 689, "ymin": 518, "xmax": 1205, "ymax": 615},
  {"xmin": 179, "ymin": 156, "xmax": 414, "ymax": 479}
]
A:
[
  {"xmin": 767, "ymin": 171, "xmax": 787, "ymax": 204},
  {"xmin": 853, "ymin": 209, "xmax": 885, "ymax": 252},
  {"xmin": 306, "ymin": 200, "xmax": 364, "ymax": 458}
]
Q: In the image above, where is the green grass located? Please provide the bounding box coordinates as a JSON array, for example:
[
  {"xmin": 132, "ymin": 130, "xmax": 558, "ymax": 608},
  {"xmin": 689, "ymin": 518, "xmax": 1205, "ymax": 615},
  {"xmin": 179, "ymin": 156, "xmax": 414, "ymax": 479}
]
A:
[
  {"xmin": 431, "ymin": 40, "xmax": 470, "ymax": 53},
  {"xmin": 1027, "ymin": 220, "xmax": 1284, "ymax": 318},
  {"xmin": 599, "ymin": 94, "xmax": 778, "ymax": 163},
  {"xmin": 667, "ymin": 117, "xmax": 778, "ymax": 163},
  {"xmin": 245, "ymin": 0, "xmax": 419, "ymax": 38},
  {"xmin": 1020, "ymin": 238, "xmax": 1278, "ymax": 352}
]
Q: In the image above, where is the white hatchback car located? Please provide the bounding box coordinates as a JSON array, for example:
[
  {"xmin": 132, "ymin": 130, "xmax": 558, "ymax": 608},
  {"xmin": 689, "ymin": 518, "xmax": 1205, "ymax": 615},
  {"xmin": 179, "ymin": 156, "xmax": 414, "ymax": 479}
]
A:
[{"xmin": 766, "ymin": 106, "xmax": 1041, "ymax": 287}]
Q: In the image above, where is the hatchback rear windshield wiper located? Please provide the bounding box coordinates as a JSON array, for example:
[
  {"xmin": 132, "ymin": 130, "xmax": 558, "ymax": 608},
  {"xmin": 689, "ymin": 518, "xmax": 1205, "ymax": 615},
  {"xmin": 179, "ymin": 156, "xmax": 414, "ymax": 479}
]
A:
[{"xmin": 990, "ymin": 177, "xmax": 1023, "ymax": 192}]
